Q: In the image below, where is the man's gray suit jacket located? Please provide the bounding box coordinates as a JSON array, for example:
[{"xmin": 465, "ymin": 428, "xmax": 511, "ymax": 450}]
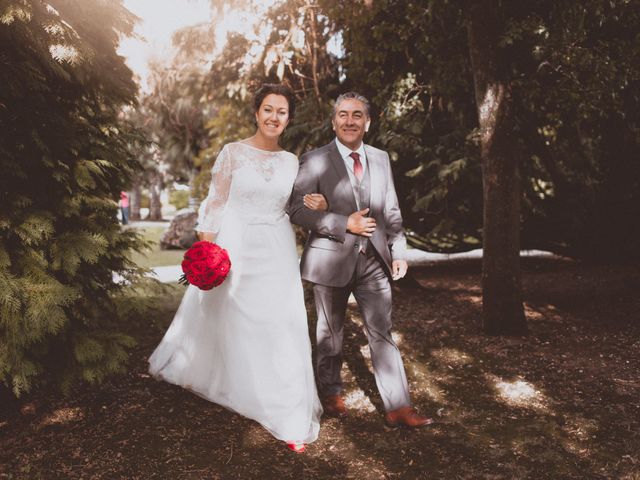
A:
[{"xmin": 288, "ymin": 140, "xmax": 407, "ymax": 288}]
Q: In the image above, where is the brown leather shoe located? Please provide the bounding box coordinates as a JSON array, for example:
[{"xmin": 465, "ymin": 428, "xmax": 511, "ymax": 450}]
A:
[
  {"xmin": 321, "ymin": 394, "xmax": 348, "ymax": 418},
  {"xmin": 385, "ymin": 407, "xmax": 434, "ymax": 428}
]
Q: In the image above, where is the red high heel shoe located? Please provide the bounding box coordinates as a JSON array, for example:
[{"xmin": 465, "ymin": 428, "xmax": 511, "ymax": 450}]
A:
[{"xmin": 286, "ymin": 441, "xmax": 306, "ymax": 453}]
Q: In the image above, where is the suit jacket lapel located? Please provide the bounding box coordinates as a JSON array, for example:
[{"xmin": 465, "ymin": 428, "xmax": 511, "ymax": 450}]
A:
[
  {"xmin": 364, "ymin": 144, "xmax": 382, "ymax": 213},
  {"xmin": 328, "ymin": 140, "xmax": 358, "ymax": 212}
]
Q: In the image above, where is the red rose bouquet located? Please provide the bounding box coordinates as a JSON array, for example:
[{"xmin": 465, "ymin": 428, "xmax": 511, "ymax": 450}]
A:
[{"xmin": 179, "ymin": 241, "xmax": 231, "ymax": 290}]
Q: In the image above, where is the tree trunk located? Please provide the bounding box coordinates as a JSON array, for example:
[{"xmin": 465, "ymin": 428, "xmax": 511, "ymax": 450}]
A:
[
  {"xmin": 305, "ymin": 1, "xmax": 322, "ymax": 108},
  {"xmin": 147, "ymin": 172, "xmax": 163, "ymax": 220},
  {"xmin": 129, "ymin": 180, "xmax": 142, "ymax": 221},
  {"xmin": 187, "ymin": 167, "xmax": 199, "ymax": 210},
  {"xmin": 465, "ymin": 0, "xmax": 527, "ymax": 335}
]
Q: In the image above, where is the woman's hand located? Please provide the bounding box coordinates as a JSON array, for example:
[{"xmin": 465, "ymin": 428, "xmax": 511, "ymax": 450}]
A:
[
  {"xmin": 303, "ymin": 193, "xmax": 328, "ymax": 211},
  {"xmin": 197, "ymin": 231, "xmax": 216, "ymax": 242}
]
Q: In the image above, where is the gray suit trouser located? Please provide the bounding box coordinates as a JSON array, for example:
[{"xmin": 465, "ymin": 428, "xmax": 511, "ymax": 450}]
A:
[{"xmin": 313, "ymin": 250, "xmax": 411, "ymax": 412}]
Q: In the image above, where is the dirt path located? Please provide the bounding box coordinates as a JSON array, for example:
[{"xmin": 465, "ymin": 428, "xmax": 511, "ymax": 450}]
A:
[{"xmin": 1, "ymin": 258, "xmax": 639, "ymax": 479}]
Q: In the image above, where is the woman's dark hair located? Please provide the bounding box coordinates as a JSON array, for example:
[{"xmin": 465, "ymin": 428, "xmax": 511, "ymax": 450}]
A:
[{"xmin": 252, "ymin": 84, "xmax": 296, "ymax": 120}]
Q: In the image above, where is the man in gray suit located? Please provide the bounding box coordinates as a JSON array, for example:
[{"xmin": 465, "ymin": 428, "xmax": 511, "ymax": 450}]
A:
[{"xmin": 288, "ymin": 92, "xmax": 432, "ymax": 428}]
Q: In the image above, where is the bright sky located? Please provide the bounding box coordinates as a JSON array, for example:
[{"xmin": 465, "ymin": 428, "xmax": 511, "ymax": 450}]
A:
[{"xmin": 118, "ymin": 0, "xmax": 276, "ymax": 93}]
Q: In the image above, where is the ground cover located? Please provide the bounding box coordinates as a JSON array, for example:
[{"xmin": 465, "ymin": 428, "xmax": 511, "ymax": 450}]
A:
[
  {"xmin": 1, "ymin": 258, "xmax": 638, "ymax": 479},
  {"xmin": 128, "ymin": 225, "xmax": 186, "ymax": 269}
]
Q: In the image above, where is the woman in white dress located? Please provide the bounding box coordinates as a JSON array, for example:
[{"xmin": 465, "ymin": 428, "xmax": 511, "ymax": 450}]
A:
[{"xmin": 149, "ymin": 84, "xmax": 324, "ymax": 453}]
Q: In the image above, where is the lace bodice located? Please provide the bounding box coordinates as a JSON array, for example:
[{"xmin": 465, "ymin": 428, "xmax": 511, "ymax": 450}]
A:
[{"xmin": 196, "ymin": 142, "xmax": 299, "ymax": 233}]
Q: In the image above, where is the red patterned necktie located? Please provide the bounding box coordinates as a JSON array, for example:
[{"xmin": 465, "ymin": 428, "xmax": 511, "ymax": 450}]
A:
[{"xmin": 349, "ymin": 152, "xmax": 363, "ymax": 182}]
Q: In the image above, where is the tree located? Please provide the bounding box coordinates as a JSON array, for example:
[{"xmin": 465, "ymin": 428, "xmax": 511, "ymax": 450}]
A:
[
  {"xmin": 328, "ymin": 0, "xmax": 526, "ymax": 334},
  {"xmin": 122, "ymin": 106, "xmax": 165, "ymax": 220},
  {"xmin": 464, "ymin": 0, "xmax": 527, "ymax": 335},
  {"xmin": 321, "ymin": 0, "xmax": 484, "ymax": 252},
  {"xmin": 185, "ymin": 1, "xmax": 341, "ymax": 198},
  {"xmin": 207, "ymin": 0, "xmax": 341, "ymax": 154},
  {"xmin": 323, "ymin": 0, "xmax": 640, "ymax": 263},
  {"xmin": 0, "ymin": 0, "xmax": 146, "ymax": 395},
  {"xmin": 506, "ymin": 0, "xmax": 640, "ymax": 261},
  {"xmin": 139, "ymin": 28, "xmax": 217, "ymax": 210}
]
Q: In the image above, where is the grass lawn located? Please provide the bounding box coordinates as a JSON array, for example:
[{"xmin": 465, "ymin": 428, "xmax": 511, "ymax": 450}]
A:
[{"xmin": 128, "ymin": 225, "xmax": 186, "ymax": 269}]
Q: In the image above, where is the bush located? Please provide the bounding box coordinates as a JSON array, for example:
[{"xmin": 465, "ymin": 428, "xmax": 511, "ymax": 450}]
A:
[
  {"xmin": 0, "ymin": 1, "xmax": 149, "ymax": 396},
  {"xmin": 169, "ymin": 189, "xmax": 190, "ymax": 210},
  {"xmin": 140, "ymin": 193, "xmax": 150, "ymax": 209}
]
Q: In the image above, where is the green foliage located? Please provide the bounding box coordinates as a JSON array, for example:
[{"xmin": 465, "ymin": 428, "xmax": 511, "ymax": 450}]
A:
[
  {"xmin": 192, "ymin": 90, "xmax": 254, "ymax": 201},
  {"xmin": 168, "ymin": 189, "xmax": 190, "ymax": 210},
  {"xmin": 322, "ymin": 0, "xmax": 482, "ymax": 251},
  {"xmin": 323, "ymin": 0, "xmax": 640, "ymax": 259},
  {"xmin": 0, "ymin": 0, "xmax": 149, "ymax": 396},
  {"xmin": 506, "ymin": 0, "xmax": 640, "ymax": 260},
  {"xmin": 139, "ymin": 193, "xmax": 150, "ymax": 209},
  {"xmin": 153, "ymin": 1, "xmax": 342, "ymax": 201},
  {"xmin": 130, "ymin": 0, "xmax": 640, "ymax": 260}
]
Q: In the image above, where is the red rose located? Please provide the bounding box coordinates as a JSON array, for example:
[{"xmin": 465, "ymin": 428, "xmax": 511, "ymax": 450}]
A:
[
  {"xmin": 204, "ymin": 271, "xmax": 218, "ymax": 284},
  {"xmin": 179, "ymin": 241, "xmax": 231, "ymax": 290},
  {"xmin": 192, "ymin": 260, "xmax": 210, "ymax": 275},
  {"xmin": 186, "ymin": 242, "xmax": 211, "ymax": 260}
]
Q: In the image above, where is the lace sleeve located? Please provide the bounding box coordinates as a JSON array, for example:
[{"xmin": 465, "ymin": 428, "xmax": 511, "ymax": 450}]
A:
[{"xmin": 196, "ymin": 146, "xmax": 233, "ymax": 234}]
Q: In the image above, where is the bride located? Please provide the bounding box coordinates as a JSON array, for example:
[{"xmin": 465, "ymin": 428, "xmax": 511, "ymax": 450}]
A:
[{"xmin": 149, "ymin": 84, "xmax": 325, "ymax": 453}]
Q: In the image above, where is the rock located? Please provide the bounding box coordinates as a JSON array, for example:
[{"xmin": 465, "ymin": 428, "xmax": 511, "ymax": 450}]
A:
[{"xmin": 160, "ymin": 208, "xmax": 198, "ymax": 250}]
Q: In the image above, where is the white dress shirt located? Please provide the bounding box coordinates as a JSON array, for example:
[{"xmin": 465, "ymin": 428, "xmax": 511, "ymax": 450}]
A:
[
  {"xmin": 335, "ymin": 138, "xmax": 367, "ymax": 180},
  {"xmin": 335, "ymin": 138, "xmax": 367, "ymax": 209}
]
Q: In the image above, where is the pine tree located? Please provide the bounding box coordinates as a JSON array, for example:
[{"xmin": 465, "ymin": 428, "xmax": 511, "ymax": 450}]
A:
[{"xmin": 0, "ymin": 0, "xmax": 147, "ymax": 395}]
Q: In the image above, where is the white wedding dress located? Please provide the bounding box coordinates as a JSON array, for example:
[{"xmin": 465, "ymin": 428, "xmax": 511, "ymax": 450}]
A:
[{"xmin": 149, "ymin": 142, "xmax": 322, "ymax": 443}]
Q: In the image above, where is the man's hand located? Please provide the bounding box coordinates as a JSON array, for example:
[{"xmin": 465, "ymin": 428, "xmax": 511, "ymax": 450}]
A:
[
  {"xmin": 391, "ymin": 260, "xmax": 408, "ymax": 280},
  {"xmin": 303, "ymin": 193, "xmax": 328, "ymax": 211},
  {"xmin": 347, "ymin": 208, "xmax": 376, "ymax": 237}
]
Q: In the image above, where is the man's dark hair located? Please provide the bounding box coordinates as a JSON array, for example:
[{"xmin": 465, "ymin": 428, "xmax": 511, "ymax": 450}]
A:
[{"xmin": 333, "ymin": 92, "xmax": 370, "ymax": 118}]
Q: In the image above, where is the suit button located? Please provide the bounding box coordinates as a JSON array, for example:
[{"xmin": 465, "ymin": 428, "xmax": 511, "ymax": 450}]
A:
[{"xmin": 354, "ymin": 244, "xmax": 359, "ymax": 249}]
